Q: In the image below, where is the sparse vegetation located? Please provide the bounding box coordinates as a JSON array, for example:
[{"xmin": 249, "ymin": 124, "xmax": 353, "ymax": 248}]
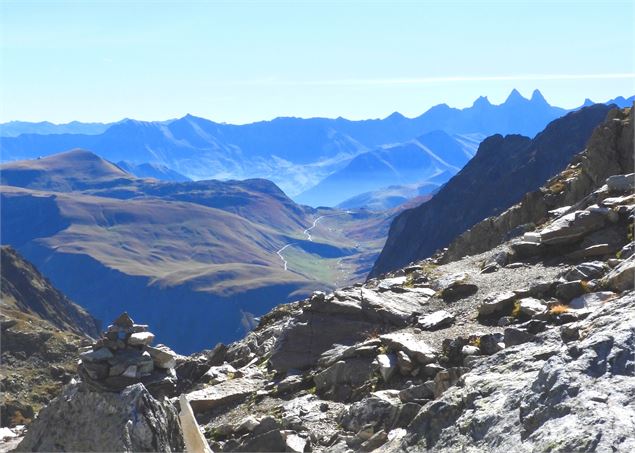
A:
[
  {"xmin": 548, "ymin": 181, "xmax": 566, "ymax": 194},
  {"xmin": 511, "ymin": 300, "xmax": 522, "ymax": 318},
  {"xmin": 550, "ymin": 304, "xmax": 570, "ymax": 315}
]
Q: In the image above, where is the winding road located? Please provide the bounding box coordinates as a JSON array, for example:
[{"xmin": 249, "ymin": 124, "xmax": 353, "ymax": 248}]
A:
[{"xmin": 275, "ymin": 211, "xmax": 353, "ymax": 271}]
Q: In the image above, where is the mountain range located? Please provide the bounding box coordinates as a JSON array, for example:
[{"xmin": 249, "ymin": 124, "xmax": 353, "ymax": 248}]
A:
[
  {"xmin": 371, "ymin": 103, "xmax": 614, "ymax": 276},
  {"xmin": 3, "ymin": 90, "xmax": 623, "ymax": 207}
]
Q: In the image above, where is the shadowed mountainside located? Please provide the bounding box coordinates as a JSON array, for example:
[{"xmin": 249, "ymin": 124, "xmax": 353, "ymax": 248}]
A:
[{"xmin": 371, "ymin": 103, "xmax": 614, "ymax": 277}]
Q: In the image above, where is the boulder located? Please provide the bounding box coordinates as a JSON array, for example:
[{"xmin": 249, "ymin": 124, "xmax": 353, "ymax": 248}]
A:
[
  {"xmin": 374, "ymin": 353, "xmax": 398, "ymax": 382},
  {"xmin": 569, "ymin": 291, "xmax": 616, "ymax": 311},
  {"xmin": 437, "ymin": 274, "xmax": 478, "ymax": 301},
  {"xmin": 478, "ymin": 291, "xmax": 516, "ymax": 316},
  {"xmin": 314, "ymin": 357, "xmax": 375, "ymax": 402},
  {"xmin": 602, "ymin": 256, "xmax": 635, "ymax": 292},
  {"xmin": 517, "ymin": 297, "xmax": 547, "ymax": 317},
  {"xmin": 479, "ymin": 333, "xmax": 505, "ymax": 355},
  {"xmin": 511, "ymin": 241, "xmax": 543, "ymax": 259},
  {"xmin": 418, "ymin": 310, "xmax": 455, "ymax": 330},
  {"xmin": 396, "ymin": 351, "xmax": 414, "ymax": 375},
  {"xmin": 186, "ymin": 377, "xmax": 263, "ymax": 413},
  {"xmin": 565, "ymin": 261, "xmax": 608, "ymax": 281},
  {"xmin": 504, "ymin": 328, "xmax": 535, "ymax": 347},
  {"xmin": 380, "ymin": 331, "xmax": 437, "ymax": 364},
  {"xmin": 399, "ymin": 382, "xmax": 434, "ymax": 403},
  {"xmin": 128, "ymin": 332, "xmax": 155, "ymax": 346},
  {"xmin": 339, "ymin": 396, "xmax": 400, "ymax": 433},
  {"xmin": 285, "ymin": 433, "xmax": 308, "ymax": 453},
  {"xmin": 606, "ymin": 173, "xmax": 634, "ymax": 192},
  {"xmin": 433, "ymin": 367, "xmax": 468, "ymax": 398},
  {"xmin": 539, "ymin": 210, "xmax": 606, "ymax": 245},
  {"xmin": 555, "ymin": 280, "xmax": 586, "ymax": 301},
  {"xmin": 146, "ymin": 345, "xmax": 177, "ymax": 369},
  {"xmin": 15, "ymin": 383, "xmax": 183, "ymax": 452}
]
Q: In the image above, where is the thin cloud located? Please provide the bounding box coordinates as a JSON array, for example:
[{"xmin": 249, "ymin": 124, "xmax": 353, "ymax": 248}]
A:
[{"xmin": 229, "ymin": 73, "xmax": 635, "ymax": 87}]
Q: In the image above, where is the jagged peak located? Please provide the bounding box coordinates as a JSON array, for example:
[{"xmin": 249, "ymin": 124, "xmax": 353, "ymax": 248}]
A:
[
  {"xmin": 472, "ymin": 95, "xmax": 491, "ymax": 108},
  {"xmin": 505, "ymin": 88, "xmax": 527, "ymax": 103},
  {"xmin": 530, "ymin": 89, "xmax": 548, "ymax": 104}
]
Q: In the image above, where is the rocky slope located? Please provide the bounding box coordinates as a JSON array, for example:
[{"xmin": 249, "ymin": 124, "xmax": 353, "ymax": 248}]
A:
[
  {"xmin": 371, "ymin": 104, "xmax": 613, "ymax": 277},
  {"xmin": 1, "ymin": 246, "xmax": 99, "ymax": 429},
  {"xmin": 14, "ymin": 108, "xmax": 634, "ymax": 452}
]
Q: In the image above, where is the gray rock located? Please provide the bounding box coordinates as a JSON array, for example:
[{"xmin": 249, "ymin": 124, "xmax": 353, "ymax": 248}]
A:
[
  {"xmin": 399, "ymin": 382, "xmax": 434, "ymax": 403},
  {"xmin": 79, "ymin": 347, "xmax": 113, "ymax": 362},
  {"xmin": 374, "ymin": 353, "xmax": 398, "ymax": 383},
  {"xmin": 418, "ymin": 310, "xmax": 455, "ymax": 330},
  {"xmin": 235, "ymin": 429, "xmax": 286, "ymax": 452},
  {"xmin": 601, "ymin": 256, "xmax": 635, "ymax": 292},
  {"xmin": 128, "ymin": 332, "xmax": 155, "ymax": 346},
  {"xmin": 479, "ymin": 333, "xmax": 505, "ymax": 355},
  {"xmin": 478, "ymin": 291, "xmax": 516, "ymax": 316},
  {"xmin": 518, "ymin": 297, "xmax": 547, "ymax": 317},
  {"xmin": 340, "ymin": 397, "xmax": 400, "ymax": 433},
  {"xmin": 565, "ymin": 261, "xmax": 608, "ymax": 281},
  {"xmin": 606, "ymin": 173, "xmax": 634, "ymax": 192},
  {"xmin": 461, "ymin": 345, "xmax": 480, "ymax": 356},
  {"xmin": 555, "ymin": 280, "xmax": 586, "ymax": 301},
  {"xmin": 186, "ymin": 377, "xmax": 263, "ymax": 413},
  {"xmin": 360, "ymin": 430, "xmax": 388, "ymax": 452},
  {"xmin": 401, "ymin": 291, "xmax": 635, "ymax": 452},
  {"xmin": 146, "ymin": 345, "xmax": 177, "ymax": 369},
  {"xmin": 380, "ymin": 331, "xmax": 437, "ymax": 364},
  {"xmin": 285, "ymin": 433, "xmax": 307, "ymax": 453},
  {"xmin": 539, "ymin": 209, "xmax": 607, "ymax": 245},
  {"xmin": 16, "ymin": 383, "xmax": 183, "ymax": 452},
  {"xmin": 510, "ymin": 241, "xmax": 543, "ymax": 259},
  {"xmin": 314, "ymin": 358, "xmax": 374, "ymax": 402},
  {"xmin": 569, "ymin": 291, "xmax": 616, "ymax": 311},
  {"xmin": 504, "ymin": 328, "xmax": 536, "ymax": 347},
  {"xmin": 396, "ymin": 351, "xmax": 414, "ymax": 375}
]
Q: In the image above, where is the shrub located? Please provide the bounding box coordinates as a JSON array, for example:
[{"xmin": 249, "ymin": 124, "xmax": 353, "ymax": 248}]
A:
[{"xmin": 550, "ymin": 304, "xmax": 569, "ymax": 315}]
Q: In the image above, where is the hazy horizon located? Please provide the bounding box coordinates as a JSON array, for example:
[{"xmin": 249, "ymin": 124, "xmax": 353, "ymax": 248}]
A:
[{"xmin": 1, "ymin": 0, "xmax": 633, "ymax": 124}]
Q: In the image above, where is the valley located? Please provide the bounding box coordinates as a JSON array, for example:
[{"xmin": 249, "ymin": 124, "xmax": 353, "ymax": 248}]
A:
[{"xmin": 0, "ymin": 151, "xmax": 393, "ymax": 353}]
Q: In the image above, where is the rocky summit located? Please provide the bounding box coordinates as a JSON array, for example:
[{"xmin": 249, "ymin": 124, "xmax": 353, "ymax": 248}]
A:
[{"xmin": 7, "ymin": 107, "xmax": 635, "ymax": 453}]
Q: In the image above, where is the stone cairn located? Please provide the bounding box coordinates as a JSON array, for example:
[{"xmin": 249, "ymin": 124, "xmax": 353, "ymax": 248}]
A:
[{"xmin": 78, "ymin": 312, "xmax": 178, "ymax": 396}]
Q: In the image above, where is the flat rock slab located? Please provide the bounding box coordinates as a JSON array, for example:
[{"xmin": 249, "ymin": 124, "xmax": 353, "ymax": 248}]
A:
[
  {"xmin": 418, "ymin": 310, "xmax": 455, "ymax": 330},
  {"xmin": 380, "ymin": 331, "xmax": 437, "ymax": 364},
  {"xmin": 479, "ymin": 291, "xmax": 517, "ymax": 316},
  {"xmin": 186, "ymin": 377, "xmax": 263, "ymax": 413}
]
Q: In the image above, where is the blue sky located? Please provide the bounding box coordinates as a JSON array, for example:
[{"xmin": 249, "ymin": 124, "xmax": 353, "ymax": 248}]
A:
[{"xmin": 1, "ymin": 0, "xmax": 633, "ymax": 123}]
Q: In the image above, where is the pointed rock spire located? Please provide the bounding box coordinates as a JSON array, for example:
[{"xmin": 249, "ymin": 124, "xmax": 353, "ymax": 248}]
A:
[
  {"xmin": 505, "ymin": 88, "xmax": 526, "ymax": 103},
  {"xmin": 530, "ymin": 89, "xmax": 548, "ymax": 104}
]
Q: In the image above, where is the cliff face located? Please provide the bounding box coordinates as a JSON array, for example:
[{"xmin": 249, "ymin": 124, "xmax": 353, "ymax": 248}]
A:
[
  {"xmin": 370, "ymin": 104, "xmax": 613, "ymax": 278},
  {"xmin": 1, "ymin": 246, "xmax": 99, "ymax": 427},
  {"xmin": 443, "ymin": 106, "xmax": 634, "ymax": 263}
]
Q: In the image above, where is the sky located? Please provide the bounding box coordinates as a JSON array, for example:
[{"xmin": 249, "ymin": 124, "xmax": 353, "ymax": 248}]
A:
[{"xmin": 0, "ymin": 0, "xmax": 633, "ymax": 124}]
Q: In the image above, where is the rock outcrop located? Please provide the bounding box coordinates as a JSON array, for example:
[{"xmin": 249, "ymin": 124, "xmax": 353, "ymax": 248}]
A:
[
  {"xmin": 443, "ymin": 106, "xmax": 633, "ymax": 262},
  {"xmin": 371, "ymin": 104, "xmax": 613, "ymax": 277},
  {"xmin": 15, "ymin": 383, "xmax": 184, "ymax": 452},
  {"xmin": 0, "ymin": 246, "xmax": 100, "ymax": 428}
]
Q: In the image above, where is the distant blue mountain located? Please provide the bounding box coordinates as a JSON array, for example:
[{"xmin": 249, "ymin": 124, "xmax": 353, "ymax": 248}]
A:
[
  {"xmin": 0, "ymin": 120, "xmax": 113, "ymax": 137},
  {"xmin": 1, "ymin": 90, "xmax": 628, "ymax": 206},
  {"xmin": 116, "ymin": 161, "xmax": 191, "ymax": 182},
  {"xmin": 296, "ymin": 130, "xmax": 479, "ymax": 207}
]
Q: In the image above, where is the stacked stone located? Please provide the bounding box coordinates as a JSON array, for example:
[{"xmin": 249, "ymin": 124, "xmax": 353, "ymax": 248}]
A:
[{"xmin": 78, "ymin": 312, "xmax": 178, "ymax": 395}]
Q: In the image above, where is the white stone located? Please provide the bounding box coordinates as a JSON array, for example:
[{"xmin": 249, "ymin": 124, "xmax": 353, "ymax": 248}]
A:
[
  {"xmin": 128, "ymin": 332, "xmax": 155, "ymax": 346},
  {"xmin": 418, "ymin": 310, "xmax": 455, "ymax": 330},
  {"xmin": 462, "ymin": 345, "xmax": 480, "ymax": 356},
  {"xmin": 518, "ymin": 297, "xmax": 547, "ymax": 317},
  {"xmin": 375, "ymin": 353, "xmax": 397, "ymax": 382}
]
